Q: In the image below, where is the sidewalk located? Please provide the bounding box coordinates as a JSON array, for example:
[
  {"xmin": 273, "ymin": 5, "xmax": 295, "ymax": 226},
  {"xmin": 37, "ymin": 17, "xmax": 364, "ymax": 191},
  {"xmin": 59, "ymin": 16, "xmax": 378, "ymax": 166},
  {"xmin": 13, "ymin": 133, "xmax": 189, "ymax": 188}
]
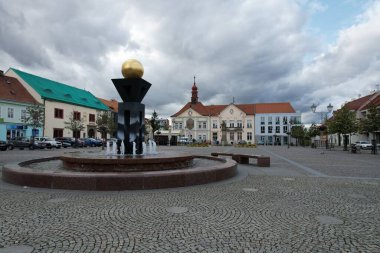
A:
[{"xmin": 0, "ymin": 146, "xmax": 379, "ymax": 253}]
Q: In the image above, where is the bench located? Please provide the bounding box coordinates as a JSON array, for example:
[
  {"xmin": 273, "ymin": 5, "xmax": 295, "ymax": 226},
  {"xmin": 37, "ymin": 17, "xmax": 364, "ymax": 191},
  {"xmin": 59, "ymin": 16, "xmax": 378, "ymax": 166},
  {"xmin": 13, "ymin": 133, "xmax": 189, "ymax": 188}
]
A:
[{"xmin": 211, "ymin": 153, "xmax": 270, "ymax": 167}]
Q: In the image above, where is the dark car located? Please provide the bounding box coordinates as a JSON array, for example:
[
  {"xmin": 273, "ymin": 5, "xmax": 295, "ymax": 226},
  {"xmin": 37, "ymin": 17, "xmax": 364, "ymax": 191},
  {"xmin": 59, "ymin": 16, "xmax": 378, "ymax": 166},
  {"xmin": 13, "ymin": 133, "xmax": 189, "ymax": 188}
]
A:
[
  {"xmin": 83, "ymin": 138, "xmax": 103, "ymax": 147},
  {"xmin": 8, "ymin": 137, "xmax": 46, "ymax": 150},
  {"xmin": 0, "ymin": 140, "xmax": 9, "ymax": 151},
  {"xmin": 56, "ymin": 139, "xmax": 71, "ymax": 148},
  {"xmin": 56, "ymin": 137, "xmax": 83, "ymax": 148}
]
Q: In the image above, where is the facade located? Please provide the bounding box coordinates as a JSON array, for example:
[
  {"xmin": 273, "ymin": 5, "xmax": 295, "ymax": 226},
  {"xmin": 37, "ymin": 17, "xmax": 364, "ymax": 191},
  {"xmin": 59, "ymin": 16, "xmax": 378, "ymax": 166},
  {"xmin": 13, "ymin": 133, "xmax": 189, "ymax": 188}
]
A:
[
  {"xmin": 254, "ymin": 104, "xmax": 301, "ymax": 145},
  {"xmin": 0, "ymin": 71, "xmax": 43, "ymax": 140},
  {"xmin": 5, "ymin": 68, "xmax": 109, "ymax": 139},
  {"xmin": 342, "ymin": 91, "xmax": 380, "ymax": 143},
  {"xmin": 171, "ymin": 81, "xmax": 300, "ymax": 144}
]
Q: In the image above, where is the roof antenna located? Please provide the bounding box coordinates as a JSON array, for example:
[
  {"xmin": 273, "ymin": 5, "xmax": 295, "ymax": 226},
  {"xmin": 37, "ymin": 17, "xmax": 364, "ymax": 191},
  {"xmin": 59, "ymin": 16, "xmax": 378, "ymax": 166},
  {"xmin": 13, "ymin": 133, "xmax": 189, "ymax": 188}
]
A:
[{"xmin": 232, "ymin": 96, "xmax": 235, "ymax": 104}]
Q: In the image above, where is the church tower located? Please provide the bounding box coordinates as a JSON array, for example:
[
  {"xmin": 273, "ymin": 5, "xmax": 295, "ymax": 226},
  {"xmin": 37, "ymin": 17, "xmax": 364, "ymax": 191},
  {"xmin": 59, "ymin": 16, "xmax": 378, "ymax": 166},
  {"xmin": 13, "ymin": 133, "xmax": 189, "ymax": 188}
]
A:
[{"xmin": 191, "ymin": 76, "xmax": 198, "ymax": 104}]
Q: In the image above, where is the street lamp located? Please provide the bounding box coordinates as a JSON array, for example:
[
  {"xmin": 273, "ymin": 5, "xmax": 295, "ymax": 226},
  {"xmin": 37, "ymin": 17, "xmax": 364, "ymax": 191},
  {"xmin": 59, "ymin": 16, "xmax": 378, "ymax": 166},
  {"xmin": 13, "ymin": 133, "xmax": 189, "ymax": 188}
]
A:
[
  {"xmin": 311, "ymin": 103, "xmax": 334, "ymax": 149},
  {"xmin": 287, "ymin": 119, "xmax": 293, "ymax": 149}
]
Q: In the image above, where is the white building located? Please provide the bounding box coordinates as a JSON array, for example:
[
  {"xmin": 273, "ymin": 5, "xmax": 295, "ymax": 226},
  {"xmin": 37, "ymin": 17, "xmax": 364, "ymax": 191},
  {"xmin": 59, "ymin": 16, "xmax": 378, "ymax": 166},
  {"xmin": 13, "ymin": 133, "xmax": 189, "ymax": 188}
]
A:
[
  {"xmin": 6, "ymin": 68, "xmax": 109, "ymax": 139},
  {"xmin": 171, "ymin": 81, "xmax": 300, "ymax": 145},
  {"xmin": 254, "ymin": 104, "xmax": 302, "ymax": 145}
]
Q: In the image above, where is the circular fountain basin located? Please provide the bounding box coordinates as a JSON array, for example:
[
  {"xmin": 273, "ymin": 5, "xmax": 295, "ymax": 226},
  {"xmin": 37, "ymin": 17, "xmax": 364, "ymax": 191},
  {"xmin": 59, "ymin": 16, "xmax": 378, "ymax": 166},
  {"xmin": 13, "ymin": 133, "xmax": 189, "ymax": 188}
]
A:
[
  {"xmin": 2, "ymin": 152, "xmax": 237, "ymax": 190},
  {"xmin": 60, "ymin": 152, "xmax": 194, "ymax": 172}
]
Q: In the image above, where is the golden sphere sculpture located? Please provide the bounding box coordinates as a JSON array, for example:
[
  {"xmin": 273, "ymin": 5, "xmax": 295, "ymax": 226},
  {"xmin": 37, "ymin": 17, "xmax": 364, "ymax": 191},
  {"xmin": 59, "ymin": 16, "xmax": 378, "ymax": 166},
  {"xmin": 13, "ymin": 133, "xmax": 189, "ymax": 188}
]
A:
[{"xmin": 121, "ymin": 59, "xmax": 144, "ymax": 78}]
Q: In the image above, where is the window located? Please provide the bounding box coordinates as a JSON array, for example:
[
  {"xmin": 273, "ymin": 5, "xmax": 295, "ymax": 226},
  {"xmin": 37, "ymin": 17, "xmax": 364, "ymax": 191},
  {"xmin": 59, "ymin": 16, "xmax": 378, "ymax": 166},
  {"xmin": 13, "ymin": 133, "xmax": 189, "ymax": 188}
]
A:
[
  {"xmin": 21, "ymin": 110, "xmax": 26, "ymax": 120},
  {"xmin": 53, "ymin": 128, "xmax": 63, "ymax": 138},
  {"xmin": 246, "ymin": 119, "xmax": 252, "ymax": 128},
  {"xmin": 247, "ymin": 132, "xmax": 252, "ymax": 141},
  {"xmin": 268, "ymin": 116, "xmax": 272, "ymax": 125},
  {"xmin": 89, "ymin": 113, "xmax": 95, "ymax": 122},
  {"xmin": 237, "ymin": 120, "xmax": 242, "ymax": 128},
  {"xmin": 260, "ymin": 116, "xmax": 265, "ymax": 125},
  {"xmin": 275, "ymin": 116, "xmax": 280, "ymax": 125},
  {"xmin": 237, "ymin": 132, "xmax": 242, "ymax": 141},
  {"xmin": 54, "ymin": 108, "xmax": 64, "ymax": 119},
  {"xmin": 212, "ymin": 132, "xmax": 218, "ymax": 141},
  {"xmin": 230, "ymin": 132, "xmax": 234, "ymax": 141},
  {"xmin": 73, "ymin": 111, "xmax": 81, "ymax": 120},
  {"xmin": 276, "ymin": 126, "xmax": 280, "ymax": 133},
  {"xmin": 283, "ymin": 126, "xmax": 288, "ymax": 133},
  {"xmin": 229, "ymin": 120, "xmax": 235, "ymax": 128},
  {"xmin": 8, "ymin": 108, "xmax": 14, "ymax": 118},
  {"xmin": 213, "ymin": 120, "xmax": 218, "ymax": 129},
  {"xmin": 283, "ymin": 116, "xmax": 288, "ymax": 125},
  {"xmin": 197, "ymin": 121, "xmax": 206, "ymax": 129},
  {"xmin": 268, "ymin": 126, "xmax": 273, "ymax": 133},
  {"xmin": 261, "ymin": 126, "xmax": 265, "ymax": 133}
]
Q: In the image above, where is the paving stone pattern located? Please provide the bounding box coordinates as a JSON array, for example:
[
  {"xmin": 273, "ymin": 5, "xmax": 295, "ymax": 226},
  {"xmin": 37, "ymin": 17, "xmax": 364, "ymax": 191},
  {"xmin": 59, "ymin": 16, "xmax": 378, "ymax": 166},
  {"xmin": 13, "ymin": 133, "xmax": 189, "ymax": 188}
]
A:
[{"xmin": 0, "ymin": 146, "xmax": 379, "ymax": 252}]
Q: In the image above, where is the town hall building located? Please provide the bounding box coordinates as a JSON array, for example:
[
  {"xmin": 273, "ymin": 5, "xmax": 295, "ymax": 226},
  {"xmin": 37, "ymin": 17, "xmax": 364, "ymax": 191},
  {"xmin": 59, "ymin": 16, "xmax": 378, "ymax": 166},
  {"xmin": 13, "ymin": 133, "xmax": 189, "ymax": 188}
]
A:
[{"xmin": 171, "ymin": 80, "xmax": 301, "ymax": 145}]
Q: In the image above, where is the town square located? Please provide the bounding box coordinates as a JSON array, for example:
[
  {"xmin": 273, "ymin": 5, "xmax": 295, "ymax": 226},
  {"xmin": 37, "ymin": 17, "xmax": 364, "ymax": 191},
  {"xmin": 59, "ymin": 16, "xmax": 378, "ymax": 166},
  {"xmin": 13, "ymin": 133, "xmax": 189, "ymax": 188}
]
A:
[{"xmin": 1, "ymin": 0, "xmax": 380, "ymax": 252}]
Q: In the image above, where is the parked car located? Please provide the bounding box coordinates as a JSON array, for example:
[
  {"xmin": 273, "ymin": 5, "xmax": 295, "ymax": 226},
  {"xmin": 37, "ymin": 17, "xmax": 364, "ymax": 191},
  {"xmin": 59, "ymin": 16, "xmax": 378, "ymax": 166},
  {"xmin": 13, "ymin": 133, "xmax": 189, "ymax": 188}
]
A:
[
  {"xmin": 35, "ymin": 137, "xmax": 62, "ymax": 149},
  {"xmin": 355, "ymin": 141, "xmax": 373, "ymax": 150},
  {"xmin": 55, "ymin": 137, "xmax": 84, "ymax": 148},
  {"xmin": 8, "ymin": 137, "xmax": 46, "ymax": 150},
  {"xmin": 257, "ymin": 140, "xmax": 265, "ymax": 145},
  {"xmin": 56, "ymin": 139, "xmax": 72, "ymax": 148},
  {"xmin": 0, "ymin": 140, "xmax": 9, "ymax": 151},
  {"xmin": 83, "ymin": 138, "xmax": 103, "ymax": 147},
  {"xmin": 177, "ymin": 137, "xmax": 190, "ymax": 145}
]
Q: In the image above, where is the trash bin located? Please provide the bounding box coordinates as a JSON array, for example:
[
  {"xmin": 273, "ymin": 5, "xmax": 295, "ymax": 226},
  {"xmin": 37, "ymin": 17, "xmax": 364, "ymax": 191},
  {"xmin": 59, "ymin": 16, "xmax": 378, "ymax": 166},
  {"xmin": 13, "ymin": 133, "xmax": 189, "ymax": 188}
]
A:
[{"xmin": 351, "ymin": 144, "xmax": 357, "ymax": 153}]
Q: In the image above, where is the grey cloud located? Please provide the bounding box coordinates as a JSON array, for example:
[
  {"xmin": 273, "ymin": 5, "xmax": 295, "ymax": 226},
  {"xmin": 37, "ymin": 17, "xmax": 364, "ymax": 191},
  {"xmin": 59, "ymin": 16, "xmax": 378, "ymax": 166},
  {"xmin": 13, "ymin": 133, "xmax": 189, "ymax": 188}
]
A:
[{"xmin": 1, "ymin": 0, "xmax": 379, "ymax": 121}]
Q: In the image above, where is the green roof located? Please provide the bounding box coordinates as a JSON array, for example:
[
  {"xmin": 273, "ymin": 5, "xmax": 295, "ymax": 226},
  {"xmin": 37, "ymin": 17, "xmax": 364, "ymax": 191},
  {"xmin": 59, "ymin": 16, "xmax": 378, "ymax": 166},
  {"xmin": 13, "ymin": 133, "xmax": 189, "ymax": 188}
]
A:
[{"xmin": 11, "ymin": 68, "xmax": 109, "ymax": 111}]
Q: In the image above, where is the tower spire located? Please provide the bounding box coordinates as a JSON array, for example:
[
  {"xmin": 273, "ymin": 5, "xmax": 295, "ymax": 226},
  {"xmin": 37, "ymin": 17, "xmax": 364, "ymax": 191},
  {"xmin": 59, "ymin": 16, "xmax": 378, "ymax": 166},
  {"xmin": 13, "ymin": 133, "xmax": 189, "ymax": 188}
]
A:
[{"xmin": 191, "ymin": 75, "xmax": 198, "ymax": 104}]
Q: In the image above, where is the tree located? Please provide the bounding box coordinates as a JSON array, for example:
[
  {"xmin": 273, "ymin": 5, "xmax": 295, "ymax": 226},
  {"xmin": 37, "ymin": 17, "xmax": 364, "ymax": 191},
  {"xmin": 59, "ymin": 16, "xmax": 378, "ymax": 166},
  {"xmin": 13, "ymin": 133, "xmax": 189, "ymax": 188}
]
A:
[
  {"xmin": 64, "ymin": 111, "xmax": 85, "ymax": 146},
  {"xmin": 291, "ymin": 125, "xmax": 306, "ymax": 146},
  {"xmin": 307, "ymin": 123, "xmax": 320, "ymax": 139},
  {"xmin": 22, "ymin": 103, "xmax": 44, "ymax": 143},
  {"xmin": 358, "ymin": 103, "xmax": 380, "ymax": 153},
  {"xmin": 326, "ymin": 107, "xmax": 357, "ymax": 151},
  {"xmin": 149, "ymin": 110, "xmax": 160, "ymax": 139},
  {"xmin": 96, "ymin": 111, "xmax": 117, "ymax": 140}
]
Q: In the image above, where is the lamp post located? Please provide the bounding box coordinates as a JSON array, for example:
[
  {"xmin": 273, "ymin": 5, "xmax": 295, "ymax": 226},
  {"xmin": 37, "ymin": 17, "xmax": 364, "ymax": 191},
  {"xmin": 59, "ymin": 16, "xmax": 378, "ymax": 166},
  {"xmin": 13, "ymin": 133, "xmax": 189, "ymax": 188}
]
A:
[
  {"xmin": 287, "ymin": 120, "xmax": 293, "ymax": 149},
  {"xmin": 310, "ymin": 103, "xmax": 333, "ymax": 149}
]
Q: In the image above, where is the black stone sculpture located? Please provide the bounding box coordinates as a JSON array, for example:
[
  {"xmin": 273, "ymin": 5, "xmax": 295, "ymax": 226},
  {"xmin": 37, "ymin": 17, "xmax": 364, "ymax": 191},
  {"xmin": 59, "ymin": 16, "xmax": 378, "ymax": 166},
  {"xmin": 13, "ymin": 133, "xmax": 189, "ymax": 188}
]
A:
[{"xmin": 112, "ymin": 77, "xmax": 151, "ymax": 154}]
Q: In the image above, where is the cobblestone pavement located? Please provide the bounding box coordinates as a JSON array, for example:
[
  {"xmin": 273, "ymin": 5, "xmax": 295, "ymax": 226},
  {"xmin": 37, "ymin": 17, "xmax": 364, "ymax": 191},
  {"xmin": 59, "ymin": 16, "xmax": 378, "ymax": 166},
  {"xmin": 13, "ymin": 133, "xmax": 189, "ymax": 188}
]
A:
[{"xmin": 0, "ymin": 146, "xmax": 379, "ymax": 253}]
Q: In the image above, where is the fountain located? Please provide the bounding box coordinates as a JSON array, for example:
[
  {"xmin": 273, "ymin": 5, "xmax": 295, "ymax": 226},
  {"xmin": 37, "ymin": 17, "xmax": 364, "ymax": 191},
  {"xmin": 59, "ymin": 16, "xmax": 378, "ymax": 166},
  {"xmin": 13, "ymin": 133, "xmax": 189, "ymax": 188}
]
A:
[{"xmin": 2, "ymin": 59, "xmax": 237, "ymax": 190}]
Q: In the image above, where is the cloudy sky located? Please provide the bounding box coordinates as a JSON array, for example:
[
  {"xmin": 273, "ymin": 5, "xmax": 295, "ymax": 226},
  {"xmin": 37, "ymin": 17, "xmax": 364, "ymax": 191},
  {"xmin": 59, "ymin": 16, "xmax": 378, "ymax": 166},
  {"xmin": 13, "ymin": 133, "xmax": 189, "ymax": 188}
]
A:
[{"xmin": 1, "ymin": 0, "xmax": 379, "ymax": 123}]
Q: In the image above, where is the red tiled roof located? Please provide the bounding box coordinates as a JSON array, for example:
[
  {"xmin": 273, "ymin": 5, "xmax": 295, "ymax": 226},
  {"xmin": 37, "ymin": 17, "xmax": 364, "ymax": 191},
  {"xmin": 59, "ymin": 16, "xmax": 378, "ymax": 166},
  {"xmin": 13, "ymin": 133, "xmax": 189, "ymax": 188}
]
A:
[
  {"xmin": 97, "ymin": 97, "xmax": 119, "ymax": 112},
  {"xmin": 362, "ymin": 93, "xmax": 380, "ymax": 110},
  {"xmin": 254, "ymin": 102, "xmax": 295, "ymax": 113},
  {"xmin": 171, "ymin": 102, "xmax": 208, "ymax": 117},
  {"xmin": 171, "ymin": 102, "xmax": 295, "ymax": 117},
  {"xmin": 236, "ymin": 104, "xmax": 255, "ymax": 115},
  {"xmin": 0, "ymin": 75, "xmax": 39, "ymax": 104},
  {"xmin": 343, "ymin": 94, "xmax": 373, "ymax": 111}
]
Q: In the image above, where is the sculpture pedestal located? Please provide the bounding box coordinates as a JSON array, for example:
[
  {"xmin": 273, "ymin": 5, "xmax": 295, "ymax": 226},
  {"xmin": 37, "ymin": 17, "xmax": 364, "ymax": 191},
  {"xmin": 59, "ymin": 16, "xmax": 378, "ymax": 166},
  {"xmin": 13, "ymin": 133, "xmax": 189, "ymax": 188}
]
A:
[{"xmin": 117, "ymin": 102, "xmax": 145, "ymax": 154}]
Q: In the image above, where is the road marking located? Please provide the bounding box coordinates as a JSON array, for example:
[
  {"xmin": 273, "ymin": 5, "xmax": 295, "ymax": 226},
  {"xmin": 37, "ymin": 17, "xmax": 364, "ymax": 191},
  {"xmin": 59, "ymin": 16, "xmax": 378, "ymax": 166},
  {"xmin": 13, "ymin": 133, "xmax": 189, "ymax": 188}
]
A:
[{"xmin": 262, "ymin": 149, "xmax": 328, "ymax": 177}]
